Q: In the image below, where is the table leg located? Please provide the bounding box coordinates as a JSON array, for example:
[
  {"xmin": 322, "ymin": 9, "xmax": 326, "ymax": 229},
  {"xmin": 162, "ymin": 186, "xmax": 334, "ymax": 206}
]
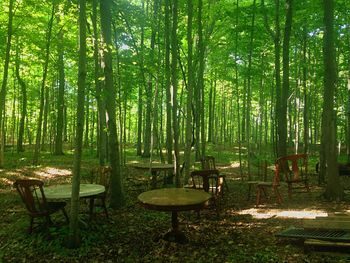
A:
[
  {"xmin": 151, "ymin": 171, "xmax": 158, "ymax": 189},
  {"xmin": 163, "ymin": 211, "xmax": 188, "ymax": 244}
]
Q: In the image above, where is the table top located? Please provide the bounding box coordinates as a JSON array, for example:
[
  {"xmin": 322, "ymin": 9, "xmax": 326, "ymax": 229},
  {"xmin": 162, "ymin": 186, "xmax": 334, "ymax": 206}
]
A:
[
  {"xmin": 138, "ymin": 188, "xmax": 211, "ymax": 212},
  {"xmin": 131, "ymin": 163, "xmax": 174, "ymax": 171},
  {"xmin": 44, "ymin": 183, "xmax": 105, "ymax": 199}
]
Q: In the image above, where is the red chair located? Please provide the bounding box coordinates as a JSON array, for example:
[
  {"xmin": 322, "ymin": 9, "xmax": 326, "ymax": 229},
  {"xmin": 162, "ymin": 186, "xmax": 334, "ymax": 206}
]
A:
[
  {"xmin": 13, "ymin": 179, "xmax": 69, "ymax": 233},
  {"xmin": 275, "ymin": 153, "xmax": 310, "ymax": 198}
]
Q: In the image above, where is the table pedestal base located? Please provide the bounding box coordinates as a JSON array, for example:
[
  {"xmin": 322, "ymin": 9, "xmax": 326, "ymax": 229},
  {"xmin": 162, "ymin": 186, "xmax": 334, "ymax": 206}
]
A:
[{"xmin": 163, "ymin": 229, "xmax": 188, "ymax": 244}]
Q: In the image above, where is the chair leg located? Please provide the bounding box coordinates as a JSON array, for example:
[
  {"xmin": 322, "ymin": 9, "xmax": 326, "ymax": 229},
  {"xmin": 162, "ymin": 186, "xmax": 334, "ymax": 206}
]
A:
[
  {"xmin": 222, "ymin": 175, "xmax": 229, "ymax": 192},
  {"xmin": 101, "ymin": 197, "xmax": 109, "ymax": 218},
  {"xmin": 62, "ymin": 207, "xmax": 69, "ymax": 223},
  {"xmin": 28, "ymin": 217, "xmax": 34, "ymax": 234},
  {"xmin": 256, "ymin": 186, "xmax": 261, "ymax": 206},
  {"xmin": 89, "ymin": 197, "xmax": 95, "ymax": 220},
  {"xmin": 274, "ymin": 186, "xmax": 282, "ymax": 204}
]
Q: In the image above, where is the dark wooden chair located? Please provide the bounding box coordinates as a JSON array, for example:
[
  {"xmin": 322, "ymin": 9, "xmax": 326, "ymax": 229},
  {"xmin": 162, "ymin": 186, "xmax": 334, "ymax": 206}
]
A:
[
  {"xmin": 254, "ymin": 168, "xmax": 282, "ymax": 206},
  {"xmin": 87, "ymin": 166, "xmax": 111, "ymax": 218},
  {"xmin": 276, "ymin": 153, "xmax": 310, "ymax": 199},
  {"xmin": 200, "ymin": 156, "xmax": 229, "ymax": 192},
  {"xmin": 190, "ymin": 169, "xmax": 223, "ymax": 215},
  {"xmin": 13, "ymin": 179, "xmax": 69, "ymax": 233}
]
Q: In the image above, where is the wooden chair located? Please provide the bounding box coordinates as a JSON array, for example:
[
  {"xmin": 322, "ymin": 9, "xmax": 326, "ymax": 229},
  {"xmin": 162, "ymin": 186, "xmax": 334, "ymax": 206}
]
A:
[
  {"xmin": 276, "ymin": 153, "xmax": 310, "ymax": 199},
  {"xmin": 200, "ymin": 156, "xmax": 229, "ymax": 192},
  {"xmin": 255, "ymin": 168, "xmax": 282, "ymax": 206},
  {"xmin": 13, "ymin": 179, "xmax": 69, "ymax": 233},
  {"xmin": 87, "ymin": 166, "xmax": 111, "ymax": 218},
  {"xmin": 190, "ymin": 169, "xmax": 223, "ymax": 215}
]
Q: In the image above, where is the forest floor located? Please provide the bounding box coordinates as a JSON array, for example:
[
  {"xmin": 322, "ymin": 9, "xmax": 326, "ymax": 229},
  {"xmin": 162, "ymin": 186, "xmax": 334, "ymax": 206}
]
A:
[{"xmin": 1, "ymin": 151, "xmax": 350, "ymax": 262}]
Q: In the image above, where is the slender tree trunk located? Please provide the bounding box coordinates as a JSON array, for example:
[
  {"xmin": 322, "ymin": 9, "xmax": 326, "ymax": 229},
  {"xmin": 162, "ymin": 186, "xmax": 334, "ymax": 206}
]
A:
[
  {"xmin": 171, "ymin": 0, "xmax": 180, "ymax": 186},
  {"xmin": 55, "ymin": 15, "xmax": 65, "ymax": 155},
  {"xmin": 33, "ymin": 3, "xmax": 55, "ymax": 165},
  {"xmin": 235, "ymin": 0, "xmax": 243, "ymax": 178},
  {"xmin": 246, "ymin": 0, "xmax": 256, "ymax": 177},
  {"xmin": 143, "ymin": 0, "xmax": 159, "ymax": 158},
  {"xmin": 101, "ymin": 0, "xmax": 124, "ymax": 208},
  {"xmin": 15, "ymin": 44, "xmax": 27, "ymax": 153},
  {"xmin": 165, "ymin": 0, "xmax": 173, "ymax": 165},
  {"xmin": 41, "ymin": 81, "xmax": 50, "ymax": 150},
  {"xmin": 303, "ymin": 28, "xmax": 309, "ymax": 154},
  {"xmin": 322, "ymin": 0, "xmax": 343, "ymax": 200},
  {"xmin": 0, "ymin": 0, "xmax": 14, "ymax": 167},
  {"xmin": 67, "ymin": 0, "xmax": 86, "ymax": 248},
  {"xmin": 92, "ymin": 0, "xmax": 107, "ymax": 165},
  {"xmin": 184, "ymin": 0, "xmax": 194, "ymax": 182}
]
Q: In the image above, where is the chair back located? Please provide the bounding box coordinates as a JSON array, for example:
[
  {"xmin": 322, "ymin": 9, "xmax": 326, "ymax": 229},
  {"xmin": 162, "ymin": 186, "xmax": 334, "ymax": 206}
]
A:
[
  {"xmin": 13, "ymin": 179, "xmax": 48, "ymax": 216},
  {"xmin": 190, "ymin": 169, "xmax": 222, "ymax": 197},
  {"xmin": 90, "ymin": 166, "xmax": 112, "ymax": 194},
  {"xmin": 275, "ymin": 154, "xmax": 308, "ymax": 182},
  {"xmin": 201, "ymin": 156, "xmax": 216, "ymax": 170}
]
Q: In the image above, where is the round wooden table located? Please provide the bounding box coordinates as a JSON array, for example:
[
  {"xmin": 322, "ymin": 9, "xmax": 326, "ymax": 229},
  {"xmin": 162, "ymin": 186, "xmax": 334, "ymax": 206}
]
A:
[
  {"xmin": 131, "ymin": 163, "xmax": 174, "ymax": 188},
  {"xmin": 44, "ymin": 184, "xmax": 105, "ymax": 199},
  {"xmin": 138, "ymin": 188, "xmax": 211, "ymax": 243}
]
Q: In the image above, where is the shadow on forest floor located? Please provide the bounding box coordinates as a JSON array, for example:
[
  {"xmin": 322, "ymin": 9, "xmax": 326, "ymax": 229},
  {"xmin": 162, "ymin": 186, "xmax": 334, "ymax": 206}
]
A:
[{"xmin": 1, "ymin": 152, "xmax": 350, "ymax": 262}]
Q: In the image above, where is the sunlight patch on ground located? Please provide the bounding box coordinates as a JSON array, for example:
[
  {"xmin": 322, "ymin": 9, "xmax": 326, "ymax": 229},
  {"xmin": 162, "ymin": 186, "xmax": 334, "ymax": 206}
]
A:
[
  {"xmin": 0, "ymin": 177, "xmax": 14, "ymax": 186},
  {"xmin": 34, "ymin": 167, "xmax": 72, "ymax": 179},
  {"xmin": 238, "ymin": 208, "xmax": 328, "ymax": 219}
]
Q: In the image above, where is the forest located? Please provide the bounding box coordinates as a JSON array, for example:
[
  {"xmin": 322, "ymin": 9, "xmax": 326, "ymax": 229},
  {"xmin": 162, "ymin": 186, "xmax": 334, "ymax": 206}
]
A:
[{"xmin": 1, "ymin": 0, "xmax": 350, "ymax": 262}]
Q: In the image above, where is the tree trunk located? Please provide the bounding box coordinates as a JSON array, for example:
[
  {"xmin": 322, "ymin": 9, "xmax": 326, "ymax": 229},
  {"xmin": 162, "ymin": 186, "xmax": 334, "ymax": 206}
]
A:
[
  {"xmin": 302, "ymin": 28, "xmax": 309, "ymax": 154},
  {"xmin": 171, "ymin": 0, "xmax": 180, "ymax": 187},
  {"xmin": 322, "ymin": 0, "xmax": 343, "ymax": 200},
  {"xmin": 165, "ymin": 0, "xmax": 173, "ymax": 165},
  {"xmin": 246, "ymin": 0, "xmax": 256, "ymax": 177},
  {"xmin": 184, "ymin": 0, "xmax": 194, "ymax": 182},
  {"xmin": 15, "ymin": 43, "xmax": 27, "ymax": 153},
  {"xmin": 279, "ymin": 0, "xmax": 293, "ymax": 158},
  {"xmin": 0, "ymin": 0, "xmax": 14, "ymax": 167},
  {"xmin": 54, "ymin": 14, "xmax": 65, "ymax": 155},
  {"xmin": 92, "ymin": 0, "xmax": 107, "ymax": 165},
  {"xmin": 33, "ymin": 3, "xmax": 55, "ymax": 165},
  {"xmin": 67, "ymin": 0, "xmax": 86, "ymax": 248},
  {"xmin": 100, "ymin": 0, "xmax": 125, "ymax": 208}
]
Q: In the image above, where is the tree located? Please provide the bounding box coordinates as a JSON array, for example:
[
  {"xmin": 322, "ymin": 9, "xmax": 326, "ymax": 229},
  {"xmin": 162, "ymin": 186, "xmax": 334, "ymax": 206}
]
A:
[
  {"xmin": 67, "ymin": 0, "xmax": 87, "ymax": 248},
  {"xmin": 54, "ymin": 8, "xmax": 66, "ymax": 155},
  {"xmin": 33, "ymin": 2, "xmax": 55, "ymax": 165},
  {"xmin": 184, "ymin": 0, "xmax": 194, "ymax": 181},
  {"xmin": 100, "ymin": 0, "xmax": 125, "ymax": 208},
  {"xmin": 278, "ymin": 0, "xmax": 293, "ymax": 158},
  {"xmin": 0, "ymin": 0, "xmax": 14, "ymax": 167},
  {"xmin": 322, "ymin": 0, "xmax": 343, "ymax": 200}
]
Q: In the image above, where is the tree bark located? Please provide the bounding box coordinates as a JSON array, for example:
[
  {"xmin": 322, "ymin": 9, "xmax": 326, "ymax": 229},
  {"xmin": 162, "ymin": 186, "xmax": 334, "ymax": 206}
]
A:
[
  {"xmin": 0, "ymin": 0, "xmax": 14, "ymax": 167},
  {"xmin": 67, "ymin": 0, "xmax": 86, "ymax": 248},
  {"xmin": 33, "ymin": 3, "xmax": 55, "ymax": 165},
  {"xmin": 322, "ymin": 0, "xmax": 343, "ymax": 200},
  {"xmin": 100, "ymin": 0, "xmax": 125, "ymax": 208},
  {"xmin": 279, "ymin": 0, "xmax": 293, "ymax": 158},
  {"xmin": 15, "ymin": 43, "xmax": 27, "ymax": 153},
  {"xmin": 165, "ymin": 0, "xmax": 173, "ymax": 165},
  {"xmin": 184, "ymin": 0, "xmax": 194, "ymax": 182},
  {"xmin": 54, "ymin": 14, "xmax": 65, "ymax": 155},
  {"xmin": 171, "ymin": 0, "xmax": 180, "ymax": 187}
]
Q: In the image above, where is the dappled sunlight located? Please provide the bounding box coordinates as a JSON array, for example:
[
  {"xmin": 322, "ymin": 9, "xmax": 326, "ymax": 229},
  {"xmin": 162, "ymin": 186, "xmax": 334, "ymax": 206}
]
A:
[
  {"xmin": 236, "ymin": 208, "xmax": 328, "ymax": 219},
  {"xmin": 0, "ymin": 177, "xmax": 14, "ymax": 186},
  {"xmin": 33, "ymin": 167, "xmax": 72, "ymax": 179}
]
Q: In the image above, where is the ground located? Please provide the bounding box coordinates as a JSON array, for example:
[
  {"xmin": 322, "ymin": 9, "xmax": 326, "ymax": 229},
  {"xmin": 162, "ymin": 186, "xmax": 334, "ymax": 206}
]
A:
[{"xmin": 1, "ymin": 151, "xmax": 350, "ymax": 262}]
